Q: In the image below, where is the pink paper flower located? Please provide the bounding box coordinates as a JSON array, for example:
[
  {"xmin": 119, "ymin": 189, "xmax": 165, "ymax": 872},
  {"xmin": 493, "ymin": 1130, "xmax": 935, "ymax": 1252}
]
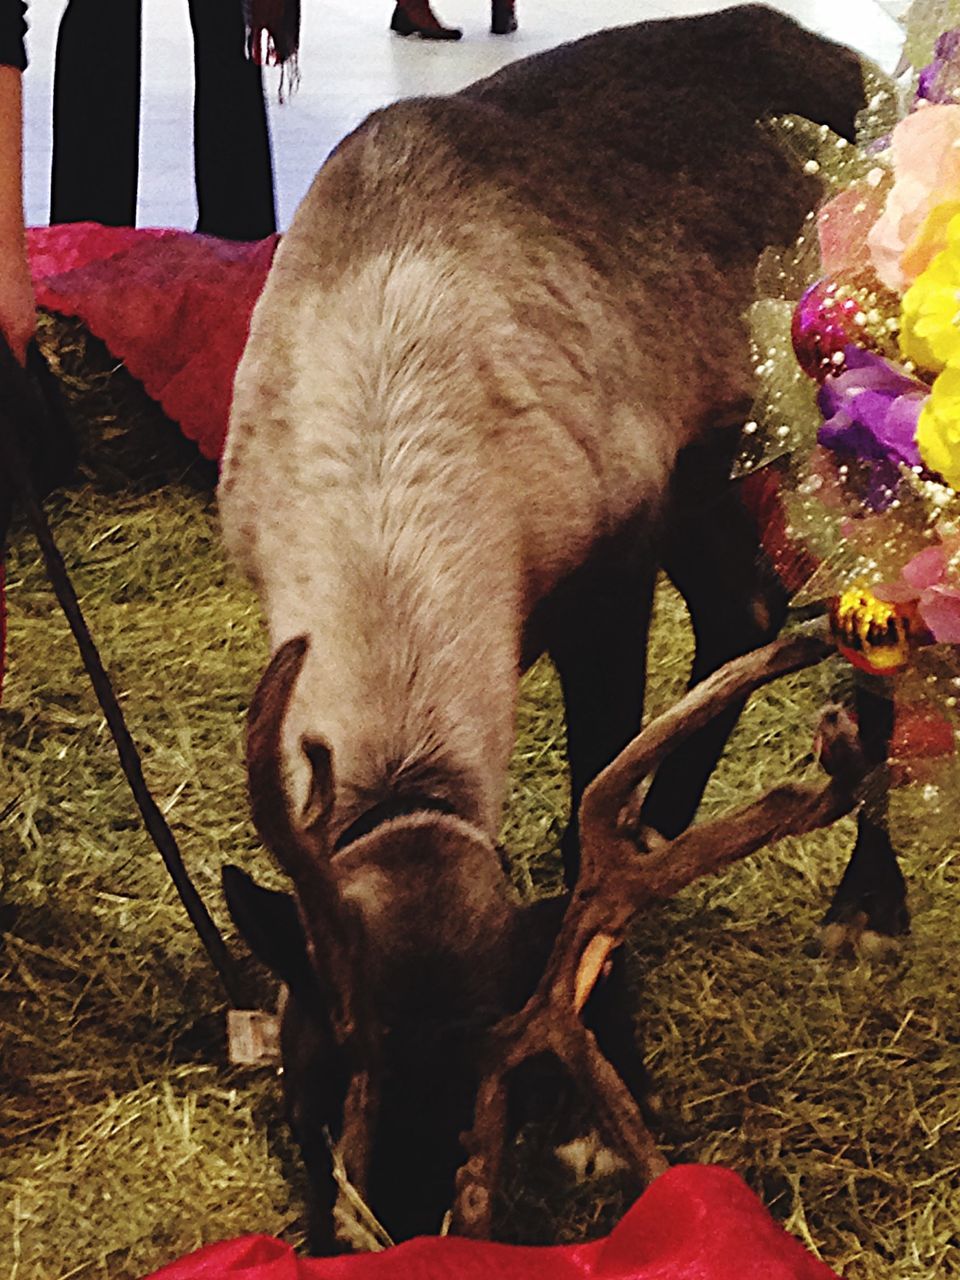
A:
[
  {"xmin": 867, "ymin": 104, "xmax": 960, "ymax": 291},
  {"xmin": 817, "ymin": 183, "xmax": 887, "ymax": 276},
  {"xmin": 877, "ymin": 531, "xmax": 960, "ymax": 643}
]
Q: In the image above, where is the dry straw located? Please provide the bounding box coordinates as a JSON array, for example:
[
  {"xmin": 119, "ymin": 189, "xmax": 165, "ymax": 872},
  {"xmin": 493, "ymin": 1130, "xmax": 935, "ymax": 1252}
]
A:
[{"xmin": 1, "ymin": 316, "xmax": 957, "ymax": 1278}]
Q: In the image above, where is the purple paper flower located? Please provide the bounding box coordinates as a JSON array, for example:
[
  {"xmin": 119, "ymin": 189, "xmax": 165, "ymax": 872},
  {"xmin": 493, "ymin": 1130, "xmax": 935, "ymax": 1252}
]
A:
[
  {"xmin": 816, "ymin": 346, "xmax": 928, "ymax": 510},
  {"xmin": 918, "ymin": 28, "xmax": 960, "ymax": 105}
]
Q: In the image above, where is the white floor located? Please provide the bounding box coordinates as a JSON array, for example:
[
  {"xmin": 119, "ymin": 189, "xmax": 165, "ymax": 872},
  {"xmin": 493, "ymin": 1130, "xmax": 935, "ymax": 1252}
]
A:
[{"xmin": 20, "ymin": 0, "xmax": 907, "ymax": 232}]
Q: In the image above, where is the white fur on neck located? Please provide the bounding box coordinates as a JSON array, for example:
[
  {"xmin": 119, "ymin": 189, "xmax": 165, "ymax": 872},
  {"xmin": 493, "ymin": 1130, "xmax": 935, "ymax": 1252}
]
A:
[{"xmin": 223, "ymin": 248, "xmax": 524, "ymax": 835}]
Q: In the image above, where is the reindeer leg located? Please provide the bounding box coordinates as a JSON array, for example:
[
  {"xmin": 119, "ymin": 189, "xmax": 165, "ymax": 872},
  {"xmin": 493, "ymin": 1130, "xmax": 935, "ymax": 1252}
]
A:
[
  {"xmin": 301, "ymin": 1134, "xmax": 342, "ymax": 1255},
  {"xmin": 547, "ymin": 547, "xmax": 656, "ymax": 888},
  {"xmin": 541, "ymin": 548, "xmax": 656, "ymax": 1166},
  {"xmin": 580, "ymin": 948, "xmax": 650, "ymax": 1104},
  {"xmin": 821, "ymin": 673, "xmax": 906, "ymax": 957},
  {"xmin": 640, "ymin": 477, "xmax": 790, "ymax": 839}
]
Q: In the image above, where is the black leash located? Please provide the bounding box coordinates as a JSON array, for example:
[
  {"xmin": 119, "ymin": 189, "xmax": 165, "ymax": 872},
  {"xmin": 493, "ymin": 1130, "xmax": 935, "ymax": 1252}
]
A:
[{"xmin": 0, "ymin": 332, "xmax": 249, "ymax": 1009}]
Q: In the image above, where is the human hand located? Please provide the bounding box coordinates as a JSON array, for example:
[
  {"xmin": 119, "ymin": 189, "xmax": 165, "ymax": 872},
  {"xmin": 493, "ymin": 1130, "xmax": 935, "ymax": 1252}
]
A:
[{"xmin": 0, "ymin": 234, "xmax": 35, "ymax": 364}]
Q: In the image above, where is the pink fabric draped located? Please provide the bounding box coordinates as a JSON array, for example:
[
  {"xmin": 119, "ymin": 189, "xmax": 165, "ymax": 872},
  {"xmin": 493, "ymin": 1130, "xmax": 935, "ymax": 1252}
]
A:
[
  {"xmin": 27, "ymin": 222, "xmax": 279, "ymax": 462},
  {"xmin": 0, "ymin": 223, "xmax": 278, "ymax": 696}
]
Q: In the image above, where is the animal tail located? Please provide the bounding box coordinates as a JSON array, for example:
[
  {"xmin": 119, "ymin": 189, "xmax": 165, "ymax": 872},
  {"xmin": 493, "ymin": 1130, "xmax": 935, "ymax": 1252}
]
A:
[{"xmin": 723, "ymin": 3, "xmax": 867, "ymax": 143}]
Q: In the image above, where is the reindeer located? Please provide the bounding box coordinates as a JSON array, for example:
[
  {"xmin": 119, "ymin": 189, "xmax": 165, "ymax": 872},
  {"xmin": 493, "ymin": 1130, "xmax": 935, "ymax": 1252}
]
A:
[{"xmin": 217, "ymin": 5, "xmax": 867, "ymax": 1251}]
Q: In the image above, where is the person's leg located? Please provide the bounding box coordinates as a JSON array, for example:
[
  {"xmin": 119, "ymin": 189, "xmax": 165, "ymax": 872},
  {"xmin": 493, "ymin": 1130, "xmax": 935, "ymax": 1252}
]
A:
[
  {"xmin": 51, "ymin": 0, "xmax": 142, "ymax": 226},
  {"xmin": 188, "ymin": 0, "xmax": 276, "ymax": 241},
  {"xmin": 491, "ymin": 0, "xmax": 518, "ymax": 35}
]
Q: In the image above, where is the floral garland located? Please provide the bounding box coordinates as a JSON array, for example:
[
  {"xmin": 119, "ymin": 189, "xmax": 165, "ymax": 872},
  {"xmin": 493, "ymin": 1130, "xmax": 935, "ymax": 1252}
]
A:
[{"xmin": 739, "ymin": 3, "xmax": 960, "ymax": 755}]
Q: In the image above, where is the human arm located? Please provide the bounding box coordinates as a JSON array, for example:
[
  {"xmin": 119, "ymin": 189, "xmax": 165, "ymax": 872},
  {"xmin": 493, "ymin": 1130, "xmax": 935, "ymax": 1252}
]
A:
[
  {"xmin": 0, "ymin": 2, "xmax": 33, "ymax": 363},
  {"xmin": 0, "ymin": 64, "xmax": 33, "ymax": 364}
]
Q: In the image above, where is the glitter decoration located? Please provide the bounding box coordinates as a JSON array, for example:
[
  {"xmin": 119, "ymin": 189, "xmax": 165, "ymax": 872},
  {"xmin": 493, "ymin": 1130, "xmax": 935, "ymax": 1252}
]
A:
[
  {"xmin": 856, "ymin": 63, "xmax": 903, "ymax": 149},
  {"xmin": 903, "ymin": 0, "xmax": 960, "ymax": 77},
  {"xmin": 918, "ymin": 26, "xmax": 960, "ymax": 102},
  {"xmin": 738, "ymin": 1, "xmax": 960, "ymax": 767},
  {"xmin": 791, "ymin": 278, "xmax": 901, "ymax": 380},
  {"xmin": 734, "ymin": 299, "xmax": 821, "ymax": 479},
  {"xmin": 830, "ymin": 586, "xmax": 927, "ymax": 674}
]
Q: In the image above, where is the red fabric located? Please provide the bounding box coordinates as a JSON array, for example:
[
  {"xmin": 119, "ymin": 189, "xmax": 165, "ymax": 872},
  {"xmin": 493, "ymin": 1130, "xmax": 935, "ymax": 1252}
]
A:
[
  {"xmin": 738, "ymin": 466, "xmax": 819, "ymax": 599},
  {"xmin": 142, "ymin": 1165, "xmax": 839, "ymax": 1280},
  {"xmin": 27, "ymin": 222, "xmax": 279, "ymax": 463}
]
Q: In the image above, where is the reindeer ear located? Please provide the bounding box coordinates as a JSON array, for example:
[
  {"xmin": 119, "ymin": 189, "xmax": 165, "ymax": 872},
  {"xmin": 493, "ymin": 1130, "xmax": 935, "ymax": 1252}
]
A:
[
  {"xmin": 300, "ymin": 735, "xmax": 336, "ymax": 841},
  {"xmin": 222, "ymin": 864, "xmax": 317, "ymax": 999}
]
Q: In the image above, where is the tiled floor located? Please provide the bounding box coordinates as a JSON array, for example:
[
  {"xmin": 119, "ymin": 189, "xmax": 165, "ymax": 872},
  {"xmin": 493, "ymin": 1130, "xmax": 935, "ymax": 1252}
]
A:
[{"xmin": 21, "ymin": 0, "xmax": 906, "ymax": 231}]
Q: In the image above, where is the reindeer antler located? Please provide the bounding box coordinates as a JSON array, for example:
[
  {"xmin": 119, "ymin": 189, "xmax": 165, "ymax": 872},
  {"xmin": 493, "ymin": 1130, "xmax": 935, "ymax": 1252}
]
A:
[
  {"xmin": 452, "ymin": 618, "xmax": 869, "ymax": 1237},
  {"xmin": 247, "ymin": 637, "xmax": 380, "ymax": 1194},
  {"xmin": 247, "ymin": 638, "xmax": 355, "ymax": 1029}
]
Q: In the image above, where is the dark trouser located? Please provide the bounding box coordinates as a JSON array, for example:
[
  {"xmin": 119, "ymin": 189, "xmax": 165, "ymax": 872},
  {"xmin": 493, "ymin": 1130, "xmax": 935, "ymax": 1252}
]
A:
[
  {"xmin": 51, "ymin": 0, "xmax": 142, "ymax": 227},
  {"xmin": 51, "ymin": 0, "xmax": 276, "ymax": 240}
]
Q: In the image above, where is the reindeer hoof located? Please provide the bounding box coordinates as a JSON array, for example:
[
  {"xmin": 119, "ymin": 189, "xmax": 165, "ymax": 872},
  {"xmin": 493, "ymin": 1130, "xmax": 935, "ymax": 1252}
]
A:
[
  {"xmin": 818, "ymin": 809, "xmax": 908, "ymax": 960},
  {"xmin": 859, "ymin": 928, "xmax": 903, "ymax": 961},
  {"xmin": 818, "ymin": 872, "xmax": 909, "ymax": 960},
  {"xmin": 816, "ymin": 916, "xmax": 902, "ymax": 961}
]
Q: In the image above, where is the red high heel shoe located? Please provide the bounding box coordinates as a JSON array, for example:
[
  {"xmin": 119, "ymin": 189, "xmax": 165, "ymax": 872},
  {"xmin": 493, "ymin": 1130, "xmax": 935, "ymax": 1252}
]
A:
[
  {"xmin": 389, "ymin": 0, "xmax": 463, "ymax": 39},
  {"xmin": 491, "ymin": 0, "xmax": 517, "ymax": 33}
]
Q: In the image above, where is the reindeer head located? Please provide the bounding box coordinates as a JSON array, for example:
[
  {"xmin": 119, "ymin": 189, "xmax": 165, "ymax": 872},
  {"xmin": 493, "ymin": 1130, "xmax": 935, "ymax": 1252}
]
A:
[{"xmin": 223, "ymin": 637, "xmax": 559, "ymax": 1249}]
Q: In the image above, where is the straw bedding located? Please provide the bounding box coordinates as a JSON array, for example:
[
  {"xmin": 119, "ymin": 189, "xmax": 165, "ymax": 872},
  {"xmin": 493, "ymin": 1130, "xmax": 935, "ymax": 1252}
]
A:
[{"xmin": 1, "ymin": 317, "xmax": 958, "ymax": 1279}]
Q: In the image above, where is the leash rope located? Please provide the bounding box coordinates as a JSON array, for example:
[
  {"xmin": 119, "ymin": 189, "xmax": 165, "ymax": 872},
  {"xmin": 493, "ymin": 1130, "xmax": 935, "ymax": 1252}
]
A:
[{"xmin": 0, "ymin": 333, "xmax": 248, "ymax": 1008}]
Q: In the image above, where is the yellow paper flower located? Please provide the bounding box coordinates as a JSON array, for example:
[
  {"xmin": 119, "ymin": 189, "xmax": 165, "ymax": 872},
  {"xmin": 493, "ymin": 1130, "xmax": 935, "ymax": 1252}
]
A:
[
  {"xmin": 902, "ymin": 196, "xmax": 960, "ymax": 284},
  {"xmin": 917, "ymin": 363, "xmax": 960, "ymax": 487},
  {"xmin": 900, "ymin": 209, "xmax": 960, "ymax": 372}
]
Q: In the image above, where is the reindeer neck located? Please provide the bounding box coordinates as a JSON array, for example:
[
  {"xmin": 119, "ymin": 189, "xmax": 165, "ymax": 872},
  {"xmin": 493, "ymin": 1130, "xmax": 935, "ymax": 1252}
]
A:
[{"xmin": 250, "ymin": 251, "xmax": 525, "ymax": 840}]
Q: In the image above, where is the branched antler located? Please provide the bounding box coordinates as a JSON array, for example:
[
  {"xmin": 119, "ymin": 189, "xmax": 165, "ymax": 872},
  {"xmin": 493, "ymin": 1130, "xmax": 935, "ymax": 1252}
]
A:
[
  {"xmin": 453, "ymin": 619, "xmax": 868, "ymax": 1237},
  {"xmin": 247, "ymin": 637, "xmax": 380, "ymax": 1195},
  {"xmin": 247, "ymin": 638, "xmax": 356, "ymax": 1033}
]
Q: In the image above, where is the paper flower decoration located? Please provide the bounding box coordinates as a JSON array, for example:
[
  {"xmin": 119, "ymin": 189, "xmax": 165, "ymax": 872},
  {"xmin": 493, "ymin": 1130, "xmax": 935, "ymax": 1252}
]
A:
[
  {"xmin": 755, "ymin": 8, "xmax": 960, "ymax": 693},
  {"xmin": 867, "ymin": 104, "xmax": 960, "ymax": 291},
  {"xmin": 918, "ymin": 26, "xmax": 960, "ymax": 103},
  {"xmin": 816, "ymin": 347, "xmax": 927, "ymax": 507},
  {"xmin": 916, "ymin": 363, "xmax": 960, "ymax": 484},
  {"xmin": 900, "ymin": 207, "xmax": 960, "ymax": 371},
  {"xmin": 877, "ymin": 531, "xmax": 960, "ymax": 642}
]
